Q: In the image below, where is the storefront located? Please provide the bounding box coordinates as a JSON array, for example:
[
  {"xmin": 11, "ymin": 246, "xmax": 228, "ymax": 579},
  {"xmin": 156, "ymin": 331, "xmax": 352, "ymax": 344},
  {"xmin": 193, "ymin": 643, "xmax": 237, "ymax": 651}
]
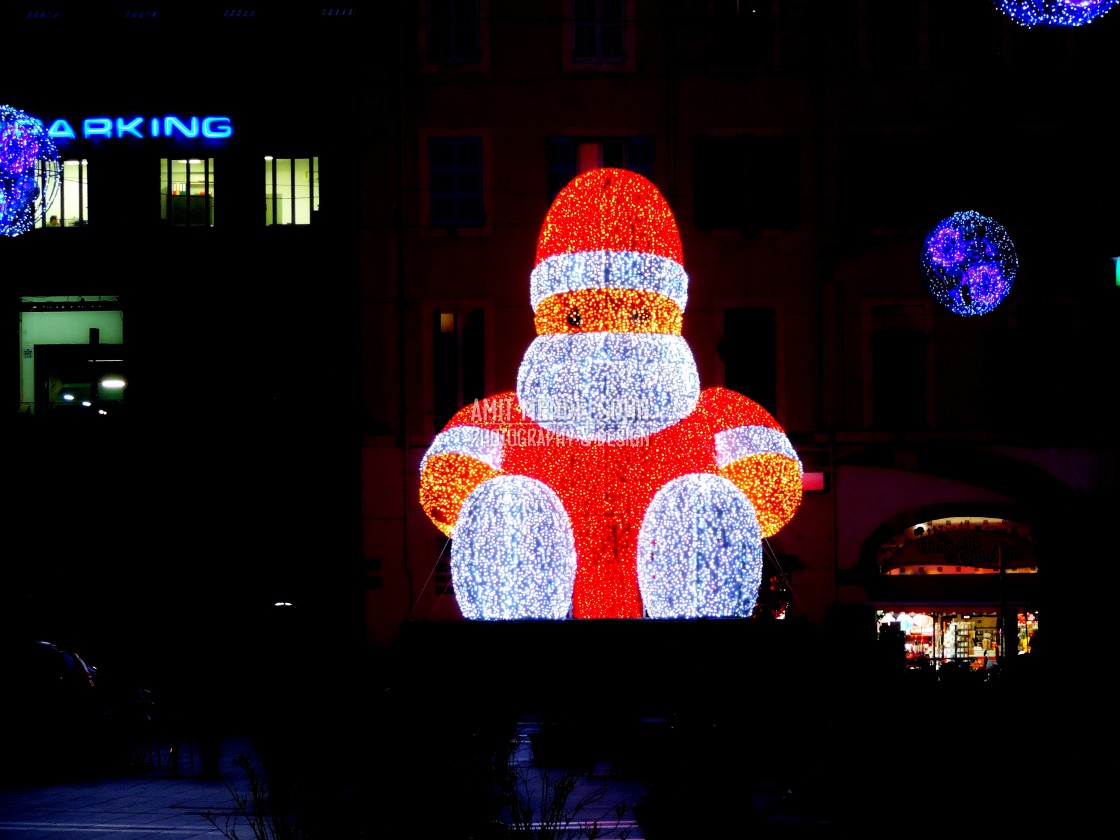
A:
[{"xmin": 876, "ymin": 607, "xmax": 1039, "ymax": 670}]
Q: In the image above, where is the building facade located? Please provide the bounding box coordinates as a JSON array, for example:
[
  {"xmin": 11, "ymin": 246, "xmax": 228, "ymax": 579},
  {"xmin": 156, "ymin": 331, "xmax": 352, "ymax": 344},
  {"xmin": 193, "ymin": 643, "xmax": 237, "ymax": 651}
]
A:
[{"xmin": 8, "ymin": 2, "xmax": 1117, "ymax": 668}]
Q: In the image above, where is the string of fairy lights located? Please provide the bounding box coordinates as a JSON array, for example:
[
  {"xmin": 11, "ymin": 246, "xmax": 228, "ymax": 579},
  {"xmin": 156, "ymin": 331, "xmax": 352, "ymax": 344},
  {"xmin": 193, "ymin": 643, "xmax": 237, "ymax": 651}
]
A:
[
  {"xmin": 994, "ymin": 0, "xmax": 1118, "ymax": 27},
  {"xmin": 921, "ymin": 210, "xmax": 1018, "ymax": 317},
  {"xmin": 0, "ymin": 104, "xmax": 62, "ymax": 237},
  {"xmin": 420, "ymin": 168, "xmax": 804, "ymax": 620}
]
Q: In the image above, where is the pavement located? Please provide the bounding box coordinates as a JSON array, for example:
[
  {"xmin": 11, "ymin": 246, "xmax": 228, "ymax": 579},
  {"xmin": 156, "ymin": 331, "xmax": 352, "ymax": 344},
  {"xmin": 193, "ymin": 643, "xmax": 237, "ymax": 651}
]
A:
[
  {"xmin": 0, "ymin": 725, "xmax": 651, "ymax": 840},
  {"xmin": 0, "ymin": 734, "xmax": 258, "ymax": 840}
]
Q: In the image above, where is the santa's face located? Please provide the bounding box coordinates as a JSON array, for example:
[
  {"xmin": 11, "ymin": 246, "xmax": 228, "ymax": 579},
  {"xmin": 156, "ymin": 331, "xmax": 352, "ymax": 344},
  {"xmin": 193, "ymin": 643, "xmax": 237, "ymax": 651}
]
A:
[{"xmin": 517, "ymin": 330, "xmax": 699, "ymax": 442}]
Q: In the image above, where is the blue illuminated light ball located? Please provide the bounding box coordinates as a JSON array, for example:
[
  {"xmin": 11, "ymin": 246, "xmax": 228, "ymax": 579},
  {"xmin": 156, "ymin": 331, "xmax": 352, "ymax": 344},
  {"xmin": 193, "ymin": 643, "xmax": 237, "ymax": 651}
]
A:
[
  {"xmin": 921, "ymin": 210, "xmax": 1017, "ymax": 317},
  {"xmin": 1, "ymin": 104, "xmax": 62, "ymax": 238},
  {"xmin": 995, "ymin": 1, "xmax": 1118, "ymax": 27}
]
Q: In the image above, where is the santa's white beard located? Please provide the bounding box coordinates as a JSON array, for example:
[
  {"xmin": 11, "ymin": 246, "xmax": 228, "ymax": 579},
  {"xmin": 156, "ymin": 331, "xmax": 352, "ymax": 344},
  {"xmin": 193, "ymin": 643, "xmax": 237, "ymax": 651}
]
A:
[{"xmin": 516, "ymin": 332, "xmax": 700, "ymax": 442}]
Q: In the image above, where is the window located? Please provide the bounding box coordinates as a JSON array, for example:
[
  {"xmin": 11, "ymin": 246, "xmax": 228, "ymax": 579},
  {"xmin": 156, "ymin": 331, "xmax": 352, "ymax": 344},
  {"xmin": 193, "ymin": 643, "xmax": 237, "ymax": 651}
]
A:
[
  {"xmin": 433, "ymin": 308, "xmax": 485, "ymax": 431},
  {"xmin": 696, "ymin": 0, "xmax": 776, "ymax": 71},
  {"xmin": 35, "ymin": 158, "xmax": 89, "ymax": 228},
  {"xmin": 264, "ymin": 157, "xmax": 319, "ymax": 225},
  {"xmin": 19, "ymin": 296, "xmax": 126, "ymax": 417},
  {"xmin": 928, "ymin": 0, "xmax": 1005, "ymax": 72},
  {"xmin": 861, "ymin": 0, "xmax": 921, "ymax": 70},
  {"xmin": 422, "ymin": 0, "xmax": 485, "ymax": 68},
  {"xmin": 546, "ymin": 135, "xmax": 652, "ymax": 201},
  {"xmin": 426, "ymin": 136, "xmax": 486, "ymax": 230},
  {"xmin": 564, "ymin": 0, "xmax": 633, "ymax": 70},
  {"xmin": 160, "ymin": 158, "xmax": 214, "ymax": 226},
  {"xmin": 693, "ymin": 134, "xmax": 800, "ymax": 235},
  {"xmin": 720, "ymin": 307, "xmax": 778, "ymax": 417},
  {"xmin": 866, "ymin": 302, "xmax": 932, "ymax": 431},
  {"xmin": 837, "ymin": 132, "xmax": 930, "ymax": 238}
]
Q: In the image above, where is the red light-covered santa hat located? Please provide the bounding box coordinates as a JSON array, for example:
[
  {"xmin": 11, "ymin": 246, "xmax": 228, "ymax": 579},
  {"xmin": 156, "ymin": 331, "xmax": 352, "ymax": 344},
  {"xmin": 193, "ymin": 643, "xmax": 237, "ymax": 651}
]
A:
[{"xmin": 529, "ymin": 168, "xmax": 689, "ymax": 313}]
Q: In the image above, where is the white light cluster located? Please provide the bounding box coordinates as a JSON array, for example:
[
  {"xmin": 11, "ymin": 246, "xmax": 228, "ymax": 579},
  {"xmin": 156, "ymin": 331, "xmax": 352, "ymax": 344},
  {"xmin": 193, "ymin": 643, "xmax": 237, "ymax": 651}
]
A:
[
  {"xmin": 529, "ymin": 251, "xmax": 690, "ymax": 312},
  {"xmin": 715, "ymin": 425, "xmax": 802, "ymax": 469},
  {"xmin": 517, "ymin": 332, "xmax": 700, "ymax": 441},
  {"xmin": 637, "ymin": 474, "xmax": 763, "ymax": 618},
  {"xmin": 450, "ymin": 475, "xmax": 577, "ymax": 620},
  {"xmin": 420, "ymin": 425, "xmax": 504, "ymax": 472}
]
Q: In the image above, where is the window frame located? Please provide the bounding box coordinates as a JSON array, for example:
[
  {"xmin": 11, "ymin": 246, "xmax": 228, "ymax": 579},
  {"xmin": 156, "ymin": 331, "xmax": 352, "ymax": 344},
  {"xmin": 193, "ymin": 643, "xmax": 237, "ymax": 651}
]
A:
[
  {"xmin": 420, "ymin": 0, "xmax": 489, "ymax": 71},
  {"xmin": 719, "ymin": 304, "xmax": 782, "ymax": 421},
  {"xmin": 563, "ymin": 0, "xmax": 635, "ymax": 72},
  {"xmin": 546, "ymin": 134, "xmax": 653, "ymax": 201},
  {"xmin": 160, "ymin": 157, "xmax": 215, "ymax": 227},
  {"xmin": 34, "ymin": 157, "xmax": 88, "ymax": 229},
  {"xmin": 264, "ymin": 156, "xmax": 319, "ymax": 226},
  {"xmin": 420, "ymin": 130, "xmax": 492, "ymax": 235},
  {"xmin": 692, "ymin": 131, "xmax": 801, "ymax": 236},
  {"xmin": 863, "ymin": 298, "xmax": 935, "ymax": 432}
]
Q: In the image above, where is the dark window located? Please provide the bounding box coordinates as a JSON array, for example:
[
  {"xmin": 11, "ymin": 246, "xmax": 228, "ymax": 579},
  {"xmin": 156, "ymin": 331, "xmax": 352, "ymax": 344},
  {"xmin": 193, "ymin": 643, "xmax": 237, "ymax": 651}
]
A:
[
  {"xmin": 546, "ymin": 135, "xmax": 652, "ymax": 201},
  {"xmin": 572, "ymin": 0, "xmax": 626, "ymax": 63},
  {"xmin": 927, "ymin": 0, "xmax": 1005, "ymax": 72},
  {"xmin": 697, "ymin": 0, "xmax": 775, "ymax": 71},
  {"xmin": 433, "ymin": 308, "xmax": 485, "ymax": 431},
  {"xmin": 693, "ymin": 134, "xmax": 800, "ymax": 235},
  {"xmin": 872, "ymin": 326, "xmax": 927, "ymax": 431},
  {"xmin": 425, "ymin": 0, "xmax": 481, "ymax": 65},
  {"xmin": 863, "ymin": 0, "xmax": 921, "ymax": 70},
  {"xmin": 721, "ymin": 307, "xmax": 777, "ymax": 417},
  {"xmin": 428, "ymin": 137, "xmax": 485, "ymax": 229},
  {"xmin": 837, "ymin": 133, "xmax": 931, "ymax": 238}
]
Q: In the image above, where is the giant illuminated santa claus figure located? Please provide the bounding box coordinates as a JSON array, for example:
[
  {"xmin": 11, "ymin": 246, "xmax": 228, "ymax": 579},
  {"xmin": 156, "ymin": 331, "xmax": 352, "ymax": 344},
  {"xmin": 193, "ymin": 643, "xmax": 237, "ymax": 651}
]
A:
[{"xmin": 420, "ymin": 168, "xmax": 803, "ymax": 620}]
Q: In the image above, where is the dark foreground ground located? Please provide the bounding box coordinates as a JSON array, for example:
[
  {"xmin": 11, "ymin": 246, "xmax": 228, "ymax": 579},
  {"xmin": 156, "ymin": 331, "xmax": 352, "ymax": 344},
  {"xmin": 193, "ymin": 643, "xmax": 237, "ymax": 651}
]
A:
[{"xmin": 3, "ymin": 619, "xmax": 1086, "ymax": 838}]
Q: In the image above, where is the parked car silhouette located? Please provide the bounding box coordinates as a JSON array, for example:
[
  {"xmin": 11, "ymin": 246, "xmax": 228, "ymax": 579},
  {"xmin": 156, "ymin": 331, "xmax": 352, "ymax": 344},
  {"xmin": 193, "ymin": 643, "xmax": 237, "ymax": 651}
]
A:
[{"xmin": 4, "ymin": 639, "xmax": 111, "ymax": 783}]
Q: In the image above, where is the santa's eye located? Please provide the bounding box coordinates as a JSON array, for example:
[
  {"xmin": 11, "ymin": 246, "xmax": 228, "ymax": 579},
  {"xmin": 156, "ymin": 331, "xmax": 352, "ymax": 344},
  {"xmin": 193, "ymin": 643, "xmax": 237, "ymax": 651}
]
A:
[
  {"xmin": 630, "ymin": 309, "xmax": 651, "ymax": 325},
  {"xmin": 567, "ymin": 308, "xmax": 582, "ymax": 328}
]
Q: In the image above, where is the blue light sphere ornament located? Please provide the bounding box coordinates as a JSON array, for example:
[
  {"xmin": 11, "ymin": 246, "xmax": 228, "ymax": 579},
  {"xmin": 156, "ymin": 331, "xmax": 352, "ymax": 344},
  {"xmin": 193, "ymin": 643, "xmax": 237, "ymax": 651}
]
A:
[
  {"xmin": 1, "ymin": 104, "xmax": 62, "ymax": 238},
  {"xmin": 921, "ymin": 210, "xmax": 1017, "ymax": 317},
  {"xmin": 995, "ymin": 1, "xmax": 1118, "ymax": 26}
]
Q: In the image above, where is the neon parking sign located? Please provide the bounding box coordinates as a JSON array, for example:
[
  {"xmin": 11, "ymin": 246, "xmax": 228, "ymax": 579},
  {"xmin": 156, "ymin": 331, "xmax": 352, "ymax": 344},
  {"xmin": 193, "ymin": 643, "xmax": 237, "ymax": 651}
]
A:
[{"xmin": 45, "ymin": 115, "xmax": 234, "ymax": 141}]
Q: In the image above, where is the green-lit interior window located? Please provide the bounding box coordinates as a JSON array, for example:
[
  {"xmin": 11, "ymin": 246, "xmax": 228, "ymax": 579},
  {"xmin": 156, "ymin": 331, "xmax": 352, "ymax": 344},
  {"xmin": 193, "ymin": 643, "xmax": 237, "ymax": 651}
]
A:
[
  {"xmin": 19, "ymin": 296, "xmax": 125, "ymax": 416},
  {"xmin": 160, "ymin": 158, "xmax": 215, "ymax": 226},
  {"xmin": 264, "ymin": 157, "xmax": 319, "ymax": 225}
]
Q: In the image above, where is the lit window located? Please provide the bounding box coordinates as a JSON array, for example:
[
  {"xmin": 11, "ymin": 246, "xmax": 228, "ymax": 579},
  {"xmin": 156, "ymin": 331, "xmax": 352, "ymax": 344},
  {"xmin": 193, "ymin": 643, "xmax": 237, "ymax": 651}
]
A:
[
  {"xmin": 19, "ymin": 296, "xmax": 126, "ymax": 417},
  {"xmin": 36, "ymin": 159, "xmax": 89, "ymax": 229},
  {"xmin": 433, "ymin": 308, "xmax": 486, "ymax": 431},
  {"xmin": 264, "ymin": 157, "xmax": 319, "ymax": 225},
  {"xmin": 427, "ymin": 136, "xmax": 486, "ymax": 229},
  {"xmin": 160, "ymin": 158, "xmax": 214, "ymax": 227}
]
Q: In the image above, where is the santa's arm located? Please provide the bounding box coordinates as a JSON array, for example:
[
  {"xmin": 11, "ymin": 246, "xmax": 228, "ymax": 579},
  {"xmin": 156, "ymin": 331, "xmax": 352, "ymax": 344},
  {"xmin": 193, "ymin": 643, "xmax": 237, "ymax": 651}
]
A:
[
  {"xmin": 700, "ymin": 388, "xmax": 803, "ymax": 538},
  {"xmin": 419, "ymin": 395, "xmax": 512, "ymax": 537}
]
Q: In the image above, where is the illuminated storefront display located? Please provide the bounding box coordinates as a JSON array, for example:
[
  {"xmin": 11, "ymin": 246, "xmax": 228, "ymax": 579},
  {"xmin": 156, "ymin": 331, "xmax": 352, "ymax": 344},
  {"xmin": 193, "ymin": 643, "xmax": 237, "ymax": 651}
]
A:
[
  {"xmin": 877, "ymin": 609, "xmax": 1039, "ymax": 667},
  {"xmin": 420, "ymin": 168, "xmax": 803, "ymax": 620},
  {"xmin": 877, "ymin": 517, "xmax": 1038, "ymax": 576}
]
